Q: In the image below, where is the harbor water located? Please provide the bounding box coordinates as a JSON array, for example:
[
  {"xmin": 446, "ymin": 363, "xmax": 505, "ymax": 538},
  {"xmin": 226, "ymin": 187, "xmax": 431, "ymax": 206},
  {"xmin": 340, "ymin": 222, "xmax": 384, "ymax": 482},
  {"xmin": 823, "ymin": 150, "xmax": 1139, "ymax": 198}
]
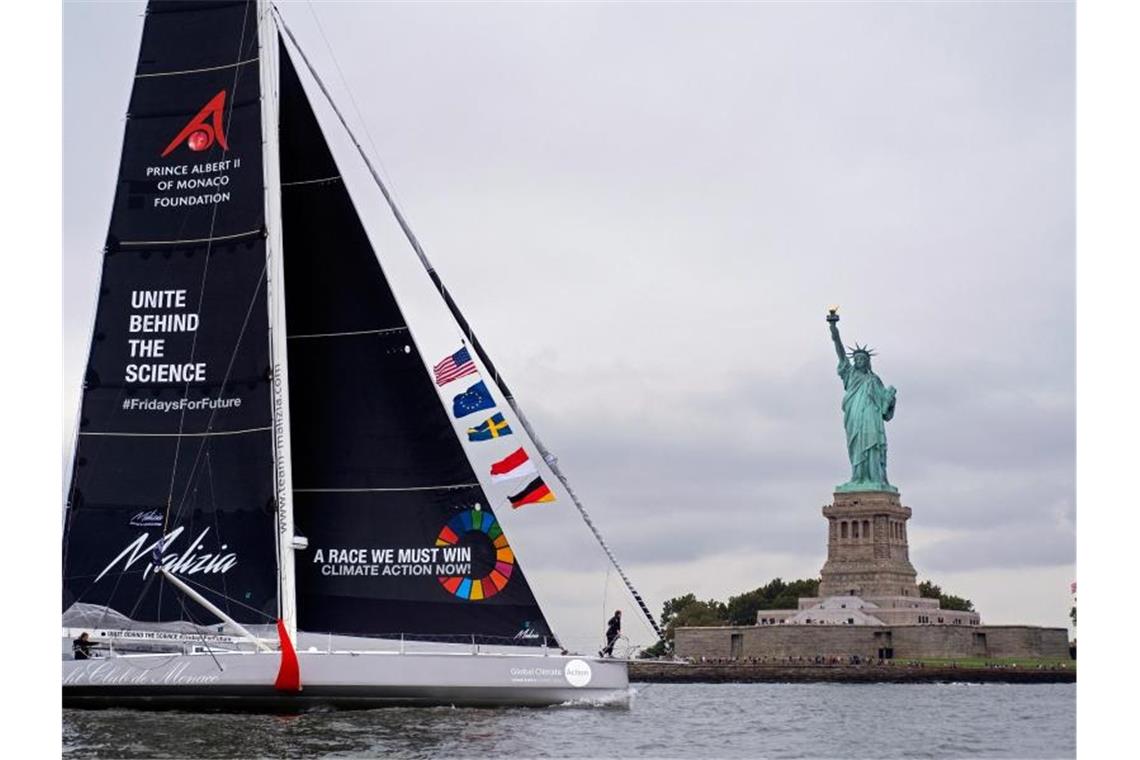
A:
[{"xmin": 62, "ymin": 681, "xmax": 1075, "ymax": 758}]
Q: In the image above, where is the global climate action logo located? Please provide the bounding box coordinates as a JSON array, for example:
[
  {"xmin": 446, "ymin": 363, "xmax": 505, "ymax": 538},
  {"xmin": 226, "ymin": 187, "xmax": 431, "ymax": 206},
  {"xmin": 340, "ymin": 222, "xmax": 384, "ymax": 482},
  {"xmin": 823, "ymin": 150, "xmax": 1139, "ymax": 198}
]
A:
[
  {"xmin": 161, "ymin": 90, "xmax": 229, "ymax": 157},
  {"xmin": 563, "ymin": 659, "xmax": 592, "ymax": 688},
  {"xmin": 435, "ymin": 509, "xmax": 514, "ymax": 601}
]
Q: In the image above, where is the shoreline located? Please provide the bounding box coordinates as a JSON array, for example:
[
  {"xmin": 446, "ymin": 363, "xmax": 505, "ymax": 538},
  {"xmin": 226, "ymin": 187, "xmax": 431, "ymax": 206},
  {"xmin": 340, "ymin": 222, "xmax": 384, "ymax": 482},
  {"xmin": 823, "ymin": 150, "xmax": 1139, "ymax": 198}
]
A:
[{"xmin": 628, "ymin": 661, "xmax": 1075, "ymax": 684}]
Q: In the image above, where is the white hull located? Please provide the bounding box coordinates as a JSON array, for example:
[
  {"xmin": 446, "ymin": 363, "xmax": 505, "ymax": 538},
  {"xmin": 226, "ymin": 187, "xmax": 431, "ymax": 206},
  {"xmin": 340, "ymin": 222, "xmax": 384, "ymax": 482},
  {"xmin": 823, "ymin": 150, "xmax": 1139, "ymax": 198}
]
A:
[{"xmin": 62, "ymin": 649, "xmax": 629, "ymax": 709}]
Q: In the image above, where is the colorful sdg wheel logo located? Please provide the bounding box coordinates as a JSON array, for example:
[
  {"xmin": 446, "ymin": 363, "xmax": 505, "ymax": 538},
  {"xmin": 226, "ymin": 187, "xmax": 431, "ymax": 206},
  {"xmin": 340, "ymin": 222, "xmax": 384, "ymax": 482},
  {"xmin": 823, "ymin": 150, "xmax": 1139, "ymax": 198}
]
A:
[{"xmin": 435, "ymin": 509, "xmax": 514, "ymax": 601}]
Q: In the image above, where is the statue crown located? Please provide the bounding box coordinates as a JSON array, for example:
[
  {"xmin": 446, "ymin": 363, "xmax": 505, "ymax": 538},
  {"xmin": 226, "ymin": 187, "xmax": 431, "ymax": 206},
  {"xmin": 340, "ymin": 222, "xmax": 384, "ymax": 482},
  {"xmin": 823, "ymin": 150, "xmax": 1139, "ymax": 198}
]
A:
[{"xmin": 846, "ymin": 343, "xmax": 876, "ymax": 358}]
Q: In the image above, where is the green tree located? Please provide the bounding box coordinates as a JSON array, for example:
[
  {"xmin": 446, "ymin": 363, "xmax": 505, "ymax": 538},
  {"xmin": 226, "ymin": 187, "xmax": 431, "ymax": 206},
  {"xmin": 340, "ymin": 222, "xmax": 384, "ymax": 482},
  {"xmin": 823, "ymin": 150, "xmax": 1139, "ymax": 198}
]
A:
[
  {"xmin": 939, "ymin": 594, "xmax": 974, "ymax": 612},
  {"xmin": 725, "ymin": 587, "xmax": 770, "ymax": 626},
  {"xmin": 670, "ymin": 598, "xmax": 728, "ymax": 630},
  {"xmin": 1069, "ymin": 605, "xmax": 1076, "ymax": 627},
  {"xmin": 639, "ymin": 580, "xmax": 823, "ymax": 657},
  {"xmin": 918, "ymin": 580, "xmax": 942, "ymax": 599},
  {"xmin": 778, "ymin": 578, "xmax": 821, "ymax": 609},
  {"xmin": 659, "ymin": 593, "xmax": 698, "ymax": 630},
  {"xmin": 725, "ymin": 578, "xmax": 820, "ymax": 625},
  {"xmin": 919, "ymin": 579, "xmax": 974, "ymax": 612}
]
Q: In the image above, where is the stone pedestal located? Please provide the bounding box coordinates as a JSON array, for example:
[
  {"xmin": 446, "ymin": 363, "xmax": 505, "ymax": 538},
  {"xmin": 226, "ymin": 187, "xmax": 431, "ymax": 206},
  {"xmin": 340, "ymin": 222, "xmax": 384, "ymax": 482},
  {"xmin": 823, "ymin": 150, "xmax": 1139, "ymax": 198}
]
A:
[{"xmin": 818, "ymin": 490, "xmax": 919, "ymax": 599}]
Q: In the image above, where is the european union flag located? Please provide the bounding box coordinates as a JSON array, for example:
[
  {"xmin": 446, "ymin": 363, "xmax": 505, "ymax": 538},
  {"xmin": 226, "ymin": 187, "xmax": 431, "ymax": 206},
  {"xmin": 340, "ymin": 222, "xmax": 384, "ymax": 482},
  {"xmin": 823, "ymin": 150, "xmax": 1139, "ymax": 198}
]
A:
[
  {"xmin": 452, "ymin": 380, "xmax": 495, "ymax": 418},
  {"xmin": 468, "ymin": 413, "xmax": 513, "ymax": 441}
]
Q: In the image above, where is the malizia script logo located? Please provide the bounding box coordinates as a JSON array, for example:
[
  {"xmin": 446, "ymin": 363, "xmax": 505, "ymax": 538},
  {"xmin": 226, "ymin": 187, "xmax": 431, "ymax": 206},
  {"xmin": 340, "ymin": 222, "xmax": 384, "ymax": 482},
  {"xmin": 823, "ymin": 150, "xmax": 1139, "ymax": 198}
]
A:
[
  {"xmin": 128, "ymin": 509, "xmax": 164, "ymax": 528},
  {"xmin": 95, "ymin": 526, "xmax": 238, "ymax": 583},
  {"xmin": 161, "ymin": 90, "xmax": 229, "ymax": 157}
]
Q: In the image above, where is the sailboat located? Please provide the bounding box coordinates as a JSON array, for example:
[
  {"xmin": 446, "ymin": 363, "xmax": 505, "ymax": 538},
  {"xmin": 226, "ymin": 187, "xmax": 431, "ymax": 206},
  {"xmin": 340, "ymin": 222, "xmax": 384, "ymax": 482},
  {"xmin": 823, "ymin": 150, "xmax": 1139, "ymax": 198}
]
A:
[{"xmin": 62, "ymin": 0, "xmax": 661, "ymax": 709}]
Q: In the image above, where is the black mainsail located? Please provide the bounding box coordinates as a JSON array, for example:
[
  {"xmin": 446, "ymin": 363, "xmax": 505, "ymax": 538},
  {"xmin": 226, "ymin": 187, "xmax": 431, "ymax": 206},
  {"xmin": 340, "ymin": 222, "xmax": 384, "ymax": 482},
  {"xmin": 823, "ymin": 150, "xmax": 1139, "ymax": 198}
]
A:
[{"xmin": 63, "ymin": 0, "xmax": 279, "ymax": 628}]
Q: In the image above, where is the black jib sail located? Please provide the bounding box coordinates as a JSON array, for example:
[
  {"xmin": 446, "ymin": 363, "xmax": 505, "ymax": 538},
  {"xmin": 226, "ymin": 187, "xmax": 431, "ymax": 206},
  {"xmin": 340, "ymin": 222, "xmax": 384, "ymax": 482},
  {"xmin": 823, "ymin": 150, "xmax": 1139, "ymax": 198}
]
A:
[
  {"xmin": 62, "ymin": 1, "xmax": 280, "ymax": 627},
  {"xmin": 277, "ymin": 42, "xmax": 554, "ymax": 645}
]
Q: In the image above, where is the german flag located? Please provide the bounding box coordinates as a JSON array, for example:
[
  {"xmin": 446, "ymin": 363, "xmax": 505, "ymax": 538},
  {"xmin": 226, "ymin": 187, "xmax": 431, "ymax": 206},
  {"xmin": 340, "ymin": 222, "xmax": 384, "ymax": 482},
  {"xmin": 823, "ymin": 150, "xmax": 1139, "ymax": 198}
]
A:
[{"xmin": 507, "ymin": 477, "xmax": 556, "ymax": 509}]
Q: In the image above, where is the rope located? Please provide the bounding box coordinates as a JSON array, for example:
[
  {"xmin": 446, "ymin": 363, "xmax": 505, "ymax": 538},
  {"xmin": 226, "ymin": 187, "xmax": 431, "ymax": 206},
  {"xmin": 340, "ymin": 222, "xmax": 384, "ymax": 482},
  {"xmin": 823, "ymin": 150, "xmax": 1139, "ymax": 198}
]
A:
[{"xmin": 273, "ymin": 3, "xmax": 663, "ymax": 642}]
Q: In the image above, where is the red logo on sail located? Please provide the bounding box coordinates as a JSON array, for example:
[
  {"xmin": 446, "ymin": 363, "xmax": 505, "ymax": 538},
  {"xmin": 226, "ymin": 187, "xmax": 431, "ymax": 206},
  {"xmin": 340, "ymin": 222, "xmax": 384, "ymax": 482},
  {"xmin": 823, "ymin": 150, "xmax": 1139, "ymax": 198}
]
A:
[{"xmin": 161, "ymin": 90, "xmax": 229, "ymax": 157}]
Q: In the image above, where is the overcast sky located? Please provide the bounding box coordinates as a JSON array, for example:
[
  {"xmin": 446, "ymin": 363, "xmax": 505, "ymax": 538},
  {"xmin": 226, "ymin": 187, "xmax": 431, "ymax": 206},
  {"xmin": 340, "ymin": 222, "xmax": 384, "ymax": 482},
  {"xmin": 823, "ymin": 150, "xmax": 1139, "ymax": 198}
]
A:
[{"xmin": 64, "ymin": 0, "xmax": 1075, "ymax": 644}]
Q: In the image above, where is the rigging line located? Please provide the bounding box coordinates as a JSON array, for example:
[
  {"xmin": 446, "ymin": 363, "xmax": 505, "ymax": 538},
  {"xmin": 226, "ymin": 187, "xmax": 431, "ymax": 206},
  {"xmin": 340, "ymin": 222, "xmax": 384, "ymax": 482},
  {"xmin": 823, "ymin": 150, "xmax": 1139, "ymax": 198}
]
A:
[
  {"xmin": 202, "ymin": 450, "xmax": 232, "ymax": 619},
  {"xmin": 273, "ymin": 6, "xmax": 446, "ymax": 307},
  {"xmin": 136, "ymin": 56, "xmax": 259, "ymax": 79},
  {"xmin": 63, "ymin": 244, "xmax": 111, "ymax": 570},
  {"xmin": 168, "ymin": 261, "xmax": 269, "ymax": 524},
  {"xmin": 122, "ymin": 570, "xmax": 162, "ymax": 629},
  {"xmin": 301, "ymin": 0, "xmax": 402, "ymax": 208},
  {"xmin": 177, "ymin": 574, "xmax": 278, "ymax": 622},
  {"xmin": 79, "ymin": 493, "xmax": 162, "ymax": 627},
  {"xmin": 162, "ymin": 0, "xmax": 257, "ymax": 540},
  {"xmin": 177, "ymin": 595, "xmax": 225, "ymax": 672},
  {"xmin": 88, "ymin": 584, "xmax": 136, "ymax": 634},
  {"xmin": 273, "ymin": 7, "xmax": 664, "ymax": 642}
]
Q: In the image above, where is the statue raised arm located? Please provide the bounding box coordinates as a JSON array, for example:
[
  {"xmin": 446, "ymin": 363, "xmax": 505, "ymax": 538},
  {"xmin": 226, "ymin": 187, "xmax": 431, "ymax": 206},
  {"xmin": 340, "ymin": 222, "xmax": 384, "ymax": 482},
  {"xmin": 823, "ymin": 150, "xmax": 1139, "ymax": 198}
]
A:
[
  {"xmin": 828, "ymin": 316, "xmax": 848, "ymax": 366},
  {"xmin": 825, "ymin": 308, "xmax": 897, "ymax": 493}
]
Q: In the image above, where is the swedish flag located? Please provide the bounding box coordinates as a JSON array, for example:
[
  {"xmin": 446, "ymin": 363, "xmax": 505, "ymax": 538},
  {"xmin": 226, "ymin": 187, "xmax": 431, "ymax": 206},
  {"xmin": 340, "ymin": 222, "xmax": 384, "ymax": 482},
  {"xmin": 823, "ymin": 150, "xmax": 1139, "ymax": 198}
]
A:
[{"xmin": 468, "ymin": 413, "xmax": 512, "ymax": 441}]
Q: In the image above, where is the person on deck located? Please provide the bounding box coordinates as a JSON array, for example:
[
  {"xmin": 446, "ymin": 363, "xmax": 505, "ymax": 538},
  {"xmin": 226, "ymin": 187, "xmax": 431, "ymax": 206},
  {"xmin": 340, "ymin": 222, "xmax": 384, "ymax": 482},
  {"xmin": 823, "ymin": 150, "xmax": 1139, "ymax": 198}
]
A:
[
  {"xmin": 73, "ymin": 632, "xmax": 94, "ymax": 660},
  {"xmin": 600, "ymin": 610, "xmax": 622, "ymax": 658}
]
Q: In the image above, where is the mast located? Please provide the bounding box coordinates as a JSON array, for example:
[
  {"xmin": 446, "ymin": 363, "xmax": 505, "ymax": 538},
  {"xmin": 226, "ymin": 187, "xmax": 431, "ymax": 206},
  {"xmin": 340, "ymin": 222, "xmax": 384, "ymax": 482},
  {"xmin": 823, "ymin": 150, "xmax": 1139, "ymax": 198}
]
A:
[{"xmin": 258, "ymin": 0, "xmax": 298, "ymax": 642}]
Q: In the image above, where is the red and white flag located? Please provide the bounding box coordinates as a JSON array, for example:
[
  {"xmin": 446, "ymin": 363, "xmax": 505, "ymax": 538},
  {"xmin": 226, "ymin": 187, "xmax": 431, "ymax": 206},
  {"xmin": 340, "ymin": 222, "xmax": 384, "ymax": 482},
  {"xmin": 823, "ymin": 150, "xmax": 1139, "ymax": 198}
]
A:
[{"xmin": 489, "ymin": 447, "xmax": 536, "ymax": 483}]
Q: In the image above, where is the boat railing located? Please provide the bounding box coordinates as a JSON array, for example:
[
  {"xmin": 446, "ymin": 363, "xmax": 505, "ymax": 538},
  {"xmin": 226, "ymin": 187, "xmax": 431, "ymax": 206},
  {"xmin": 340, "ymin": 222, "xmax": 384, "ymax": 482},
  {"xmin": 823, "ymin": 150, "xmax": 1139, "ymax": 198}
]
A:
[
  {"xmin": 66, "ymin": 630, "xmax": 628, "ymax": 660},
  {"xmin": 297, "ymin": 631, "xmax": 559, "ymax": 657}
]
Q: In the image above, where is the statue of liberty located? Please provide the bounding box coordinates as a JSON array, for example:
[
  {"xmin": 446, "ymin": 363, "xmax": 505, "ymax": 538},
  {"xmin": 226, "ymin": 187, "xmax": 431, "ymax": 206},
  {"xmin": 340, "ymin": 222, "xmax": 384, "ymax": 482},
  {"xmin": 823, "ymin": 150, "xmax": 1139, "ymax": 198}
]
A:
[{"xmin": 826, "ymin": 308, "xmax": 898, "ymax": 493}]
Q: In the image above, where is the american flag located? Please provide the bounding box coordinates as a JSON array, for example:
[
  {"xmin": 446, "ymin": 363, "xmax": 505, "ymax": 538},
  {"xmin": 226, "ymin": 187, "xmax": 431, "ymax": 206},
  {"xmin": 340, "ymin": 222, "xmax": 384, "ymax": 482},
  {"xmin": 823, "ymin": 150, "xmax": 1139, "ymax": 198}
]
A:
[{"xmin": 433, "ymin": 347, "xmax": 477, "ymax": 386}]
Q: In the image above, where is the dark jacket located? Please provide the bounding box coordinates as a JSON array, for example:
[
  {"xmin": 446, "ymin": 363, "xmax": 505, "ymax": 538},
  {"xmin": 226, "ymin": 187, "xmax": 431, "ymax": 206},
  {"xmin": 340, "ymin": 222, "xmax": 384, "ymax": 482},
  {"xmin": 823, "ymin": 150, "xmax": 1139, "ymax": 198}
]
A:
[{"xmin": 73, "ymin": 636, "xmax": 93, "ymax": 660}]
